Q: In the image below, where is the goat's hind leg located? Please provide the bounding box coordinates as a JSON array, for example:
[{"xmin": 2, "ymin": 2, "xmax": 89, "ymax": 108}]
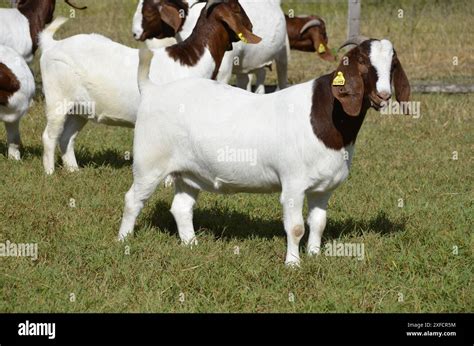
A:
[
  {"xmin": 59, "ymin": 114, "xmax": 87, "ymax": 172},
  {"xmin": 170, "ymin": 177, "xmax": 199, "ymax": 246},
  {"xmin": 118, "ymin": 171, "xmax": 165, "ymax": 241},
  {"xmin": 42, "ymin": 102, "xmax": 69, "ymax": 175},
  {"xmin": 5, "ymin": 120, "xmax": 21, "ymax": 160}
]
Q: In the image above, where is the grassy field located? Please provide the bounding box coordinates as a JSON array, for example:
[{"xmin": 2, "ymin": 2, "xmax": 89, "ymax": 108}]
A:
[{"xmin": 0, "ymin": 0, "xmax": 472, "ymax": 312}]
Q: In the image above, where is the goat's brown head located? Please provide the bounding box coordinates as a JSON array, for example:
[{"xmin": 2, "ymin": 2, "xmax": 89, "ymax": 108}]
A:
[
  {"xmin": 299, "ymin": 16, "xmax": 335, "ymax": 61},
  {"xmin": 332, "ymin": 38, "xmax": 410, "ymax": 116},
  {"xmin": 133, "ymin": 0, "xmax": 189, "ymax": 41},
  {"xmin": 194, "ymin": 0, "xmax": 262, "ymax": 47}
]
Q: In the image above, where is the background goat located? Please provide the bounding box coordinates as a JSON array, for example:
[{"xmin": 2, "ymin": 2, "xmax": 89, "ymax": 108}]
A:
[
  {"xmin": 40, "ymin": 0, "xmax": 260, "ymax": 175},
  {"xmin": 119, "ymin": 37, "xmax": 410, "ymax": 266},
  {"xmin": 285, "ymin": 15, "xmax": 336, "ymax": 61},
  {"xmin": 133, "ymin": 0, "xmax": 289, "ymax": 94},
  {"xmin": 0, "ymin": 0, "xmax": 86, "ymax": 63},
  {"xmin": 0, "ymin": 45, "xmax": 35, "ymax": 160}
]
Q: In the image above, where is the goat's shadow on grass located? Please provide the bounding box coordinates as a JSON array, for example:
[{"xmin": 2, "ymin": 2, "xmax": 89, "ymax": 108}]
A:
[
  {"xmin": 75, "ymin": 148, "xmax": 132, "ymax": 169},
  {"xmin": 145, "ymin": 200, "xmax": 406, "ymax": 242}
]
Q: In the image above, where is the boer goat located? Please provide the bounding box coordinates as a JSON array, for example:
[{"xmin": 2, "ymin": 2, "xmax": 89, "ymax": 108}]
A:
[
  {"xmin": 0, "ymin": 0, "xmax": 86, "ymax": 63},
  {"xmin": 285, "ymin": 15, "xmax": 335, "ymax": 61},
  {"xmin": 0, "ymin": 45, "xmax": 35, "ymax": 160},
  {"xmin": 118, "ymin": 37, "xmax": 410, "ymax": 266},
  {"xmin": 133, "ymin": 0, "xmax": 289, "ymax": 94},
  {"xmin": 40, "ymin": 0, "xmax": 261, "ymax": 175}
]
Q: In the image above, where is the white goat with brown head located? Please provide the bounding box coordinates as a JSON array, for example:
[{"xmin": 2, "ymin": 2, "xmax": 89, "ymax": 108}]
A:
[
  {"xmin": 118, "ymin": 37, "xmax": 410, "ymax": 266},
  {"xmin": 39, "ymin": 0, "xmax": 260, "ymax": 175}
]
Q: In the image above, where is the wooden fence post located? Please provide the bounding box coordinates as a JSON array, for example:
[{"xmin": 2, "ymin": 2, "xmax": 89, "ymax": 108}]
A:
[{"xmin": 347, "ymin": 0, "xmax": 361, "ymax": 40}]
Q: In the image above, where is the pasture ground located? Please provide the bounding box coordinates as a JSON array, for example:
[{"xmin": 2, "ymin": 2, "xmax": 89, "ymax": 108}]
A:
[{"xmin": 0, "ymin": 0, "xmax": 472, "ymax": 312}]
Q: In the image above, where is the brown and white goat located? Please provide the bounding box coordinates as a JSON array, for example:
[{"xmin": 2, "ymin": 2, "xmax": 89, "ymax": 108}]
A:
[
  {"xmin": 118, "ymin": 37, "xmax": 410, "ymax": 266},
  {"xmin": 285, "ymin": 15, "xmax": 335, "ymax": 61},
  {"xmin": 40, "ymin": 0, "xmax": 261, "ymax": 174},
  {"xmin": 0, "ymin": 0, "xmax": 86, "ymax": 63}
]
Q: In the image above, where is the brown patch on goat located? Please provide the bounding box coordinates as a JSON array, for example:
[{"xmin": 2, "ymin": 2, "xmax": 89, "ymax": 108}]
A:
[
  {"xmin": 17, "ymin": 0, "xmax": 56, "ymax": 54},
  {"xmin": 166, "ymin": 0, "xmax": 261, "ymax": 79},
  {"xmin": 0, "ymin": 63, "xmax": 20, "ymax": 106},
  {"xmin": 310, "ymin": 41, "xmax": 411, "ymax": 150},
  {"xmin": 140, "ymin": 0, "xmax": 189, "ymax": 40},
  {"xmin": 292, "ymin": 225, "xmax": 304, "ymax": 239},
  {"xmin": 285, "ymin": 15, "xmax": 335, "ymax": 61}
]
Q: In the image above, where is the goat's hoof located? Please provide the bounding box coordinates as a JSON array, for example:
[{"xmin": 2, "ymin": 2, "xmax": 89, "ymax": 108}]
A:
[
  {"xmin": 182, "ymin": 238, "xmax": 198, "ymax": 247},
  {"xmin": 65, "ymin": 166, "xmax": 80, "ymax": 173},
  {"xmin": 285, "ymin": 260, "xmax": 301, "ymax": 268},
  {"xmin": 307, "ymin": 247, "xmax": 321, "ymax": 257},
  {"xmin": 8, "ymin": 151, "xmax": 21, "ymax": 161}
]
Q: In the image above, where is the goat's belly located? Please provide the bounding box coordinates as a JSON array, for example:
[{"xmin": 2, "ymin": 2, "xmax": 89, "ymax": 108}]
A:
[{"xmin": 179, "ymin": 171, "xmax": 281, "ymax": 194}]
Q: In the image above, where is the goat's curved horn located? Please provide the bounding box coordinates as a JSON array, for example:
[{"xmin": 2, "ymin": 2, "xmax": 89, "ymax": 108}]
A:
[
  {"xmin": 64, "ymin": 0, "xmax": 87, "ymax": 10},
  {"xmin": 339, "ymin": 35, "xmax": 370, "ymax": 51},
  {"xmin": 299, "ymin": 19, "xmax": 322, "ymax": 35}
]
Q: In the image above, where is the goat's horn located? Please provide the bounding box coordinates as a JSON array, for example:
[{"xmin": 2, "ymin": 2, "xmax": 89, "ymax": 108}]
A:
[
  {"xmin": 205, "ymin": 0, "xmax": 228, "ymax": 12},
  {"xmin": 299, "ymin": 19, "xmax": 322, "ymax": 35},
  {"xmin": 64, "ymin": 0, "xmax": 87, "ymax": 10},
  {"xmin": 339, "ymin": 35, "xmax": 370, "ymax": 51}
]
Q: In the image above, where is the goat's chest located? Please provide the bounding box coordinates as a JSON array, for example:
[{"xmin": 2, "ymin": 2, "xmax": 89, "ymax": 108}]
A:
[{"xmin": 305, "ymin": 144, "xmax": 355, "ymax": 193}]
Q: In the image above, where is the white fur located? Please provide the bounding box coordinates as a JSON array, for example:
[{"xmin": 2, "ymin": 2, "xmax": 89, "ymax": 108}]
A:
[
  {"xmin": 132, "ymin": 0, "xmax": 144, "ymax": 40},
  {"xmin": 0, "ymin": 45, "xmax": 35, "ymax": 160},
  {"xmin": 369, "ymin": 39, "xmax": 394, "ymax": 96},
  {"xmin": 0, "ymin": 9, "xmax": 34, "ymax": 63},
  {"xmin": 119, "ymin": 77, "xmax": 354, "ymax": 266},
  {"xmin": 133, "ymin": 0, "xmax": 289, "ymax": 93},
  {"xmin": 39, "ymin": 18, "xmax": 216, "ymax": 174}
]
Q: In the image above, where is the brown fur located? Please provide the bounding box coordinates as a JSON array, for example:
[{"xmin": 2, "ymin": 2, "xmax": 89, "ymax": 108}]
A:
[
  {"xmin": 0, "ymin": 62, "xmax": 20, "ymax": 106},
  {"xmin": 285, "ymin": 15, "xmax": 335, "ymax": 61},
  {"xmin": 166, "ymin": 0, "xmax": 261, "ymax": 80},
  {"xmin": 139, "ymin": 0, "xmax": 189, "ymax": 41},
  {"xmin": 17, "ymin": 0, "xmax": 56, "ymax": 54},
  {"xmin": 310, "ymin": 41, "xmax": 410, "ymax": 150}
]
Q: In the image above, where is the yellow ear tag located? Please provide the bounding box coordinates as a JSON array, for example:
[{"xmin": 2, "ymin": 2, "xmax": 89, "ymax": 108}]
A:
[
  {"xmin": 332, "ymin": 71, "xmax": 345, "ymax": 86},
  {"xmin": 238, "ymin": 33, "xmax": 248, "ymax": 44},
  {"xmin": 318, "ymin": 43, "xmax": 326, "ymax": 54}
]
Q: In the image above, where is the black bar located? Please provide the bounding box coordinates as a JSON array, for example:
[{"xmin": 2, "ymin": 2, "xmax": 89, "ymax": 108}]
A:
[{"xmin": 0, "ymin": 313, "xmax": 471, "ymax": 345}]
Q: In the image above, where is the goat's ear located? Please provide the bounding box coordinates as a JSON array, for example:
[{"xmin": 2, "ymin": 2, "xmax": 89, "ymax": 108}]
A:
[
  {"xmin": 220, "ymin": 14, "xmax": 262, "ymax": 44},
  {"xmin": 331, "ymin": 59, "xmax": 364, "ymax": 116},
  {"xmin": 392, "ymin": 55, "xmax": 410, "ymax": 103},
  {"xmin": 159, "ymin": 3, "xmax": 183, "ymax": 34}
]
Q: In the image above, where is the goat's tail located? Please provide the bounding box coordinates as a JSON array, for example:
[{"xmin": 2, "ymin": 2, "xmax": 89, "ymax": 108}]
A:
[
  {"xmin": 40, "ymin": 16, "xmax": 69, "ymax": 51},
  {"xmin": 137, "ymin": 43, "xmax": 154, "ymax": 94}
]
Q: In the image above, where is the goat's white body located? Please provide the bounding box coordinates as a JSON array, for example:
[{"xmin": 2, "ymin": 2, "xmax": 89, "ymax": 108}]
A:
[
  {"xmin": 0, "ymin": 45, "xmax": 35, "ymax": 159},
  {"xmin": 119, "ymin": 78, "xmax": 353, "ymax": 265},
  {"xmin": 40, "ymin": 22, "xmax": 215, "ymax": 173},
  {"xmin": 136, "ymin": 79, "xmax": 352, "ymax": 194},
  {"xmin": 179, "ymin": 0, "xmax": 288, "ymax": 92},
  {"xmin": 0, "ymin": 9, "xmax": 33, "ymax": 63}
]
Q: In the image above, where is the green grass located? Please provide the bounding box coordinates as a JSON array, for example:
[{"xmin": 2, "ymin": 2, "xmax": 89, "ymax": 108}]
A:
[{"xmin": 0, "ymin": 0, "xmax": 473, "ymax": 312}]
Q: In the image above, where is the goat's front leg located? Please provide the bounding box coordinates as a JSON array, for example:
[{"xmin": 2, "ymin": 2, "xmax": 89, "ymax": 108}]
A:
[
  {"xmin": 254, "ymin": 68, "xmax": 266, "ymax": 95},
  {"xmin": 59, "ymin": 114, "xmax": 87, "ymax": 172},
  {"xmin": 170, "ymin": 178, "xmax": 199, "ymax": 246},
  {"xmin": 5, "ymin": 120, "xmax": 21, "ymax": 160},
  {"xmin": 281, "ymin": 188, "xmax": 305, "ymax": 266},
  {"xmin": 306, "ymin": 192, "xmax": 332, "ymax": 256}
]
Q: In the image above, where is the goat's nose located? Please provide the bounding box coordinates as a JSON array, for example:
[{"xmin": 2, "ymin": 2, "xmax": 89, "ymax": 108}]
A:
[{"xmin": 377, "ymin": 91, "xmax": 392, "ymax": 101}]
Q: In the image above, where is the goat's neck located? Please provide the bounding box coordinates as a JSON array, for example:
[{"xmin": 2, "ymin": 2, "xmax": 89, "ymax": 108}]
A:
[
  {"xmin": 166, "ymin": 17, "xmax": 231, "ymax": 80},
  {"xmin": 311, "ymin": 74, "xmax": 369, "ymax": 151},
  {"xmin": 17, "ymin": 0, "xmax": 56, "ymax": 54}
]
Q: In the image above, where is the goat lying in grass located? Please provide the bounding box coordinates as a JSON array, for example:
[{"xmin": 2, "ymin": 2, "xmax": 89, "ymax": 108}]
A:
[
  {"xmin": 0, "ymin": 45, "xmax": 35, "ymax": 160},
  {"xmin": 119, "ymin": 37, "xmax": 410, "ymax": 266},
  {"xmin": 39, "ymin": 0, "xmax": 260, "ymax": 175}
]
